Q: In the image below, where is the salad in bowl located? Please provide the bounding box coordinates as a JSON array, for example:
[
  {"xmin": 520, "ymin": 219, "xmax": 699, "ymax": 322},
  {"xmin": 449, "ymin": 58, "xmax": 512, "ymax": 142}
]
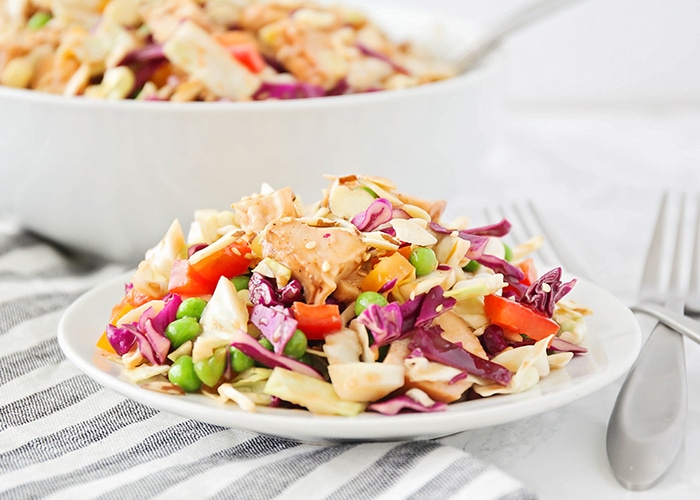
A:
[
  {"xmin": 0, "ymin": 0, "xmax": 456, "ymax": 101},
  {"xmin": 97, "ymin": 175, "xmax": 591, "ymax": 416}
]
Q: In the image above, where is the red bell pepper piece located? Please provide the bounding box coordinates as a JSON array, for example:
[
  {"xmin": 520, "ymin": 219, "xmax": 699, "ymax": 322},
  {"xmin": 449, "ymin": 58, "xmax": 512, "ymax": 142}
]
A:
[
  {"xmin": 518, "ymin": 258, "xmax": 538, "ymax": 287},
  {"xmin": 191, "ymin": 239, "xmax": 251, "ymax": 283},
  {"xmin": 291, "ymin": 302, "xmax": 342, "ymax": 340},
  {"xmin": 503, "ymin": 258, "xmax": 539, "ymax": 297},
  {"xmin": 169, "ymin": 240, "xmax": 252, "ymax": 296},
  {"xmin": 229, "ymin": 44, "xmax": 266, "ymax": 73},
  {"xmin": 483, "ymin": 293, "xmax": 560, "ymax": 341},
  {"xmin": 168, "ymin": 259, "xmax": 214, "ymax": 296}
]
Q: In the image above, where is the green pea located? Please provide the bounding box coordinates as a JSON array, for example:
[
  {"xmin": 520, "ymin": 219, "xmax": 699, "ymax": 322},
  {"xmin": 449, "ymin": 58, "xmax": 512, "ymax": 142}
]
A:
[
  {"xmin": 230, "ymin": 347, "xmax": 255, "ymax": 373},
  {"xmin": 27, "ymin": 12, "xmax": 51, "ymax": 30},
  {"xmin": 168, "ymin": 355, "xmax": 201, "ymax": 392},
  {"xmin": 463, "ymin": 260, "xmax": 480, "ymax": 273},
  {"xmin": 409, "ymin": 247, "xmax": 438, "ymax": 276},
  {"xmin": 176, "ymin": 297, "xmax": 208, "ymax": 320},
  {"xmin": 283, "ymin": 330, "xmax": 307, "ymax": 359},
  {"xmin": 503, "ymin": 243, "xmax": 513, "ymax": 262},
  {"xmin": 165, "ymin": 317, "xmax": 202, "ymax": 349},
  {"xmin": 194, "ymin": 347, "xmax": 227, "ymax": 387},
  {"xmin": 355, "ymin": 291, "xmax": 389, "ymax": 316},
  {"xmin": 231, "ymin": 274, "xmax": 251, "ymax": 291}
]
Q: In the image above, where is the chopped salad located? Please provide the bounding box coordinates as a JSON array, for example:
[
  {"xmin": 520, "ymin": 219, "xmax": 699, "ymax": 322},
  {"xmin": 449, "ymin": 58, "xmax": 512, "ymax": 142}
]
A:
[
  {"xmin": 0, "ymin": 0, "xmax": 456, "ymax": 101},
  {"xmin": 98, "ymin": 175, "xmax": 591, "ymax": 416}
]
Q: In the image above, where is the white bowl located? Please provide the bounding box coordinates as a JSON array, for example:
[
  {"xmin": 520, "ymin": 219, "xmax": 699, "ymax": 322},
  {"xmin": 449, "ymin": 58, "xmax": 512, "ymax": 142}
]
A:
[{"xmin": 0, "ymin": 4, "xmax": 503, "ymax": 264}]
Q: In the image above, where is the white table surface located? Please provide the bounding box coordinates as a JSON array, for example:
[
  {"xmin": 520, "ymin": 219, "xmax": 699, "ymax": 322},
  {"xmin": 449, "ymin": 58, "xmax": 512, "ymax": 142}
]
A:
[{"xmin": 438, "ymin": 106, "xmax": 700, "ymax": 500}]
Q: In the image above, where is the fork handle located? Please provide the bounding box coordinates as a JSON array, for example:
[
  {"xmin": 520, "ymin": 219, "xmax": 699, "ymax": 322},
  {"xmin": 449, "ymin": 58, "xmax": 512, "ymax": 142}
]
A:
[
  {"xmin": 606, "ymin": 322, "xmax": 687, "ymax": 490},
  {"xmin": 631, "ymin": 302, "xmax": 700, "ymax": 345}
]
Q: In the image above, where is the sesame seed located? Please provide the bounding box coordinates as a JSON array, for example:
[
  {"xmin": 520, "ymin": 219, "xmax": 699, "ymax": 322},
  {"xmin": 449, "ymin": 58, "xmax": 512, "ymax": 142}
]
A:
[
  {"xmin": 321, "ymin": 261, "xmax": 331, "ymax": 272},
  {"xmin": 305, "ymin": 241, "xmax": 317, "ymax": 249}
]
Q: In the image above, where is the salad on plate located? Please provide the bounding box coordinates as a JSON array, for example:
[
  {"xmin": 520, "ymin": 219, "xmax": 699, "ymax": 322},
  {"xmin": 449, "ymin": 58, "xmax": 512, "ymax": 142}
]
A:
[
  {"xmin": 0, "ymin": 0, "xmax": 456, "ymax": 101},
  {"xmin": 97, "ymin": 175, "xmax": 591, "ymax": 417}
]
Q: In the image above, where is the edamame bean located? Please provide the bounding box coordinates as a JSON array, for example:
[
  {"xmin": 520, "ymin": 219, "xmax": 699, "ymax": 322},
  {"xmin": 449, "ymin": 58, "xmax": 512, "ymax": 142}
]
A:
[
  {"xmin": 231, "ymin": 274, "xmax": 251, "ymax": 291},
  {"xmin": 503, "ymin": 243, "xmax": 513, "ymax": 262},
  {"xmin": 27, "ymin": 12, "xmax": 51, "ymax": 30},
  {"xmin": 194, "ymin": 347, "xmax": 227, "ymax": 387},
  {"xmin": 283, "ymin": 329, "xmax": 307, "ymax": 359},
  {"xmin": 256, "ymin": 331, "xmax": 306, "ymax": 359},
  {"xmin": 176, "ymin": 297, "xmax": 207, "ymax": 320},
  {"xmin": 259, "ymin": 337, "xmax": 273, "ymax": 351},
  {"xmin": 231, "ymin": 347, "xmax": 255, "ymax": 373},
  {"xmin": 168, "ymin": 355, "xmax": 201, "ymax": 392},
  {"xmin": 354, "ymin": 291, "xmax": 388, "ymax": 316},
  {"xmin": 409, "ymin": 247, "xmax": 438, "ymax": 276},
  {"xmin": 463, "ymin": 260, "xmax": 480, "ymax": 273},
  {"xmin": 165, "ymin": 317, "xmax": 202, "ymax": 349}
]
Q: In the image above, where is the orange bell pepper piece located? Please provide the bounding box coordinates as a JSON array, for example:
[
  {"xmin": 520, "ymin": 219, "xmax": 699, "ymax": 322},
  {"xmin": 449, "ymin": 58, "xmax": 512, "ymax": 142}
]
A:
[{"xmin": 361, "ymin": 252, "xmax": 415, "ymax": 292}]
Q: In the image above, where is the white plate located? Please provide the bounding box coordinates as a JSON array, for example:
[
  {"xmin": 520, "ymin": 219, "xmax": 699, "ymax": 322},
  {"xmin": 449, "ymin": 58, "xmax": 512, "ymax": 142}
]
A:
[{"xmin": 58, "ymin": 272, "xmax": 641, "ymax": 443}]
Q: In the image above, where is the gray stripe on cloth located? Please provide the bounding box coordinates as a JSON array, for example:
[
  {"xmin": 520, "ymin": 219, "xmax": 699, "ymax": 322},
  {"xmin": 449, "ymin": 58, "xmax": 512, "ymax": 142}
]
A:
[
  {"xmin": 326, "ymin": 441, "xmax": 442, "ymax": 500},
  {"xmin": 0, "ymin": 374, "xmax": 101, "ymax": 430},
  {"xmin": 0, "ymin": 399, "xmax": 157, "ymax": 473},
  {"xmin": 209, "ymin": 442, "xmax": 357, "ymax": 500},
  {"xmin": 0, "ymin": 233, "xmax": 39, "ymax": 256},
  {"xmin": 408, "ymin": 454, "xmax": 537, "ymax": 500},
  {"xmin": 406, "ymin": 453, "xmax": 488, "ymax": 499},
  {"xmin": 0, "ymin": 291, "xmax": 80, "ymax": 336},
  {"xmin": 32, "ymin": 253, "xmax": 113, "ymax": 280},
  {"xmin": 0, "ymin": 338, "xmax": 65, "ymax": 385},
  {"xmin": 98, "ymin": 435, "xmax": 302, "ymax": 500},
  {"xmin": 0, "ymin": 423, "xmax": 269, "ymax": 499}
]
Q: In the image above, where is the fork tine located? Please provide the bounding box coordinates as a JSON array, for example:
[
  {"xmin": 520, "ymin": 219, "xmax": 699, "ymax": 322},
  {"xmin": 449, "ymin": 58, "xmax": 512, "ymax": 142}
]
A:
[
  {"xmin": 668, "ymin": 193, "xmax": 687, "ymax": 301},
  {"xmin": 489, "ymin": 200, "xmax": 589, "ymax": 280},
  {"xmin": 639, "ymin": 192, "xmax": 670, "ymax": 302},
  {"xmin": 607, "ymin": 191, "xmax": 688, "ymax": 490},
  {"xmin": 685, "ymin": 194, "xmax": 700, "ymax": 313}
]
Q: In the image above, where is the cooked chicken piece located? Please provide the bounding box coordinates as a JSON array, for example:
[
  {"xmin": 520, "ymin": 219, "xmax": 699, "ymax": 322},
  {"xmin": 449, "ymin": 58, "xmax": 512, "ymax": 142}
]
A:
[
  {"xmin": 233, "ymin": 186, "xmax": 299, "ymax": 234},
  {"xmin": 259, "ymin": 218, "xmax": 368, "ymax": 304},
  {"xmin": 256, "ymin": 17, "xmax": 348, "ymax": 89},
  {"xmin": 140, "ymin": 0, "xmax": 215, "ymax": 44},
  {"xmin": 332, "ymin": 268, "xmax": 365, "ymax": 303},
  {"xmin": 239, "ymin": 1, "xmax": 296, "ymax": 32},
  {"xmin": 435, "ymin": 311, "xmax": 488, "ymax": 360}
]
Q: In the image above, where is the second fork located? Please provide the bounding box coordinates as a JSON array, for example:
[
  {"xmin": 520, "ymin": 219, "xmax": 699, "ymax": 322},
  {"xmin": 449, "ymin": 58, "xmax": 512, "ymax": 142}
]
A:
[{"xmin": 606, "ymin": 192, "xmax": 692, "ymax": 490}]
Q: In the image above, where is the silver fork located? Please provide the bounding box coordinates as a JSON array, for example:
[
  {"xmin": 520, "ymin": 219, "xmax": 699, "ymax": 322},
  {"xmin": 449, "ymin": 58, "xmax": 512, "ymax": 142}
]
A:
[
  {"xmin": 491, "ymin": 196, "xmax": 694, "ymax": 489},
  {"xmin": 486, "ymin": 200, "xmax": 585, "ymax": 277},
  {"xmin": 606, "ymin": 192, "xmax": 691, "ymax": 490}
]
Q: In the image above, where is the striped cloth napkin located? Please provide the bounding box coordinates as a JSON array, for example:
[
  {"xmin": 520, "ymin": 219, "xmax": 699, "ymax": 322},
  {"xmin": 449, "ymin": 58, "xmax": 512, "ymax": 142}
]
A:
[{"xmin": 0, "ymin": 219, "xmax": 535, "ymax": 500}]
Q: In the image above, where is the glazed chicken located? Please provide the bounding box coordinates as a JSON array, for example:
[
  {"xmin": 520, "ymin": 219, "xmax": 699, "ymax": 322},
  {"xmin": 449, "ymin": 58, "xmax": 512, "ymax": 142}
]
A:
[{"xmin": 259, "ymin": 218, "xmax": 368, "ymax": 304}]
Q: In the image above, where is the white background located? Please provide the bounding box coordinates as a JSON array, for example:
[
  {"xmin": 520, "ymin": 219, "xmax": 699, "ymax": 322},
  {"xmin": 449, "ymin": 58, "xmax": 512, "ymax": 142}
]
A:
[{"xmin": 356, "ymin": 0, "xmax": 700, "ymax": 107}]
